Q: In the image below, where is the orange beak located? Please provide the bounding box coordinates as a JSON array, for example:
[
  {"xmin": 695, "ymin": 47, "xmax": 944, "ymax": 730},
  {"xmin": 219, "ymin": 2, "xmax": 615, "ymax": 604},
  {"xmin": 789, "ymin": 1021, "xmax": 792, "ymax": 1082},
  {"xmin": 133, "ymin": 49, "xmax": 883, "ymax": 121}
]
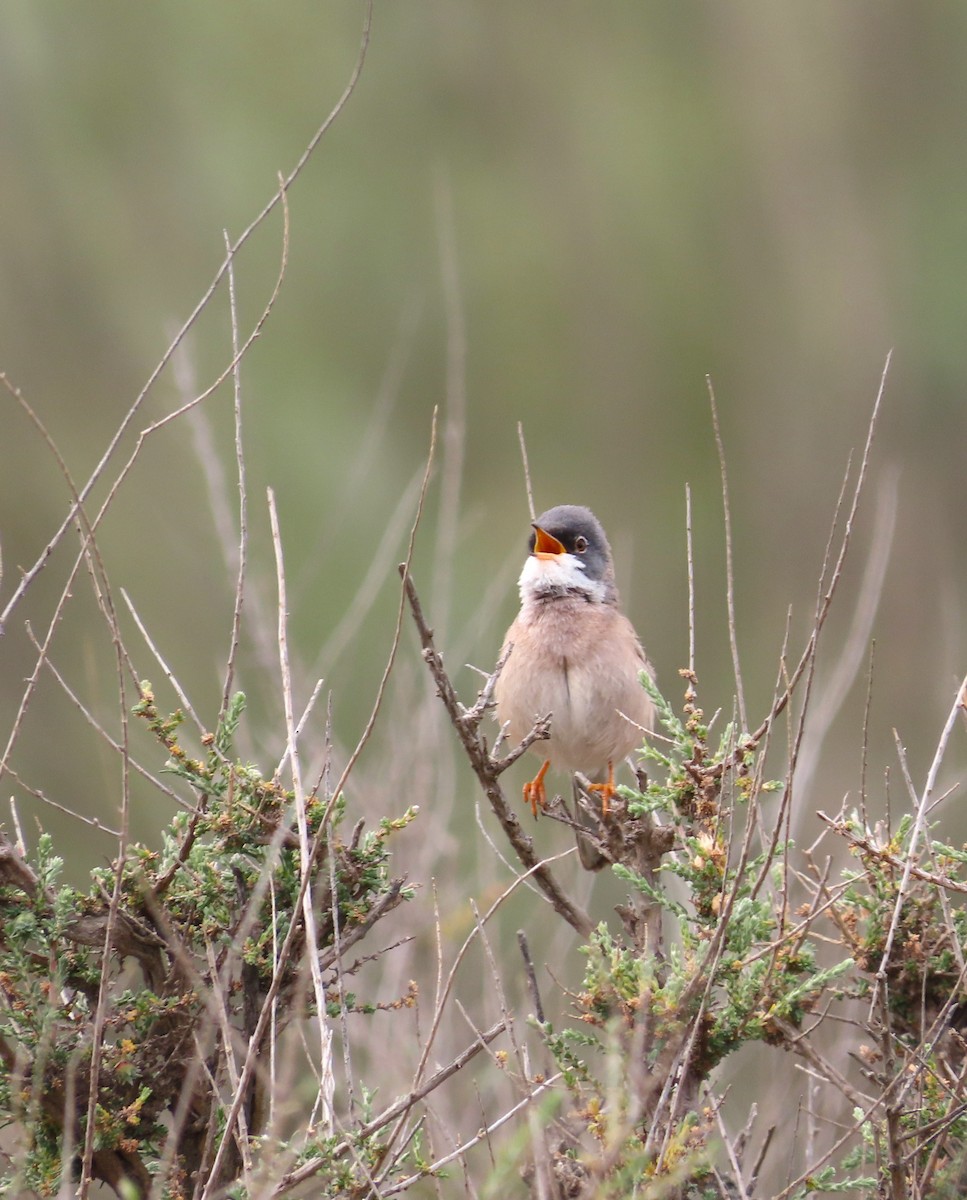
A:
[{"xmin": 532, "ymin": 524, "xmax": 566, "ymax": 560}]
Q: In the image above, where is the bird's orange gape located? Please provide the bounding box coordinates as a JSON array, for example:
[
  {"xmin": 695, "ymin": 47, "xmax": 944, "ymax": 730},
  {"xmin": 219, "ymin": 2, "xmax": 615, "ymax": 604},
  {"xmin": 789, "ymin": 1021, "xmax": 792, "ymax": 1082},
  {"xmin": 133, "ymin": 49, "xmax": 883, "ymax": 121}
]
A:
[{"xmin": 532, "ymin": 524, "xmax": 566, "ymax": 558}]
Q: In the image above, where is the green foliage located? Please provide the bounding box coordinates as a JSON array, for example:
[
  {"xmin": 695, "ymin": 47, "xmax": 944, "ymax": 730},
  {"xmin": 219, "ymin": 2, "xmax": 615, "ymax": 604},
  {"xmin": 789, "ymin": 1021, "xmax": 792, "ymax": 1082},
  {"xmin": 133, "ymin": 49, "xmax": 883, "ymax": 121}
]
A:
[
  {"xmin": 0, "ymin": 683, "xmax": 414, "ymax": 1197},
  {"xmin": 2, "ymin": 667, "xmax": 965, "ymax": 1197},
  {"xmin": 788, "ymin": 1164, "xmax": 879, "ymax": 1195},
  {"xmin": 535, "ymin": 673, "xmax": 863, "ymax": 1194}
]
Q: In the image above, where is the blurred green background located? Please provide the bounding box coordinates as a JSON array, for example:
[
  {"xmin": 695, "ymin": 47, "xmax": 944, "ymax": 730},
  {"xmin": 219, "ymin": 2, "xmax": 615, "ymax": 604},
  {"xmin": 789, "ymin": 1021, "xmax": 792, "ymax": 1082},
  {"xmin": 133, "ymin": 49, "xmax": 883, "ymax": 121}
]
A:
[
  {"xmin": 1, "ymin": 0, "xmax": 966, "ymax": 980},
  {"xmin": 4, "ymin": 2, "xmax": 967, "ymax": 1180}
]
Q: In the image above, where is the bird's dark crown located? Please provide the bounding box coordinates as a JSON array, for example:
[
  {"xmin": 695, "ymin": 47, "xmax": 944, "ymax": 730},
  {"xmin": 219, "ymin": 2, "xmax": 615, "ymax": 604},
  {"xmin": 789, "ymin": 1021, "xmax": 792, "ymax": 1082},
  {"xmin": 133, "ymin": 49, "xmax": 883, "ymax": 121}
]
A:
[{"xmin": 529, "ymin": 504, "xmax": 613, "ymax": 586}]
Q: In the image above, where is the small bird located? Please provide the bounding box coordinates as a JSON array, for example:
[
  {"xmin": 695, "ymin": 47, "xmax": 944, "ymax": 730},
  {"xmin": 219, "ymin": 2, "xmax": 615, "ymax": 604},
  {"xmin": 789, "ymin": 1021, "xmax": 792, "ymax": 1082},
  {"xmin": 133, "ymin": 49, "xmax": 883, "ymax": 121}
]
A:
[{"xmin": 495, "ymin": 504, "xmax": 655, "ymax": 869}]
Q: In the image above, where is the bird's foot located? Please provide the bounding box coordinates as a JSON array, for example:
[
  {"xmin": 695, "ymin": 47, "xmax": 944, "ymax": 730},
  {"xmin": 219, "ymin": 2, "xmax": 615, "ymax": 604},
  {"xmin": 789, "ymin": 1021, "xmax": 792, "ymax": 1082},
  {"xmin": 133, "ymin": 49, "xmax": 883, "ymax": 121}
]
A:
[
  {"xmin": 523, "ymin": 760, "xmax": 551, "ymax": 819},
  {"xmin": 587, "ymin": 760, "xmax": 617, "ymax": 819}
]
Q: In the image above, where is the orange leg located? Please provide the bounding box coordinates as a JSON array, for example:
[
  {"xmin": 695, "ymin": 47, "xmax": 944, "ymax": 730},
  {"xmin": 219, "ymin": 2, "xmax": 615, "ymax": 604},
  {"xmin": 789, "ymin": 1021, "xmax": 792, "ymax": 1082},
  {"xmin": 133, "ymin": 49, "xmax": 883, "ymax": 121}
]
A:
[
  {"xmin": 587, "ymin": 760, "xmax": 616, "ymax": 819},
  {"xmin": 523, "ymin": 760, "xmax": 551, "ymax": 819}
]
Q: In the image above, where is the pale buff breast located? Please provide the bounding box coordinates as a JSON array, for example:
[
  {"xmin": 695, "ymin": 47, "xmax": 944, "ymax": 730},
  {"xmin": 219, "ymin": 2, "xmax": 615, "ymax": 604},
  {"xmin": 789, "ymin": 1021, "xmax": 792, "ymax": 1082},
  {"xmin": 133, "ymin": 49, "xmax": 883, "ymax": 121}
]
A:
[{"xmin": 494, "ymin": 597, "xmax": 654, "ymax": 775}]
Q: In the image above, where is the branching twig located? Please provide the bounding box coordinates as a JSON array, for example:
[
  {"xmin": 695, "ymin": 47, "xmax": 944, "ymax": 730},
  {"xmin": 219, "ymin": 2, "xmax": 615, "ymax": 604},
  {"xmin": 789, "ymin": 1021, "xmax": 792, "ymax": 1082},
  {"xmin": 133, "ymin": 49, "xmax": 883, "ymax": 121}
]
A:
[
  {"xmin": 199, "ymin": 407, "xmax": 437, "ymax": 1198},
  {"xmin": 268, "ymin": 485, "xmax": 333, "ymax": 1133},
  {"xmin": 270, "ymin": 1021, "xmax": 508, "ymax": 1196},
  {"xmin": 874, "ymin": 671, "xmax": 967, "ymax": 1007},
  {"xmin": 0, "ymin": 4, "xmax": 371, "ymax": 639},
  {"xmin": 399, "ymin": 568, "xmax": 593, "ymax": 938}
]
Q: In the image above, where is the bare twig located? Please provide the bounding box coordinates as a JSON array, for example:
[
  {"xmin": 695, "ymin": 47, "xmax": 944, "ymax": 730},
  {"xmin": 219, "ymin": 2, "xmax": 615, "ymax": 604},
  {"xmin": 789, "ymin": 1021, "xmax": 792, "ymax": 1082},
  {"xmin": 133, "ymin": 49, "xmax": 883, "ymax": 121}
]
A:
[
  {"xmin": 517, "ymin": 929, "xmax": 545, "ymax": 1024},
  {"xmin": 379, "ymin": 1074, "xmax": 563, "ymax": 1197},
  {"xmin": 707, "ymin": 376, "xmax": 747, "ymax": 732},
  {"xmin": 79, "ymin": 542, "xmax": 135, "ymax": 1200},
  {"xmin": 23, "ymin": 623, "xmax": 189, "ymax": 813},
  {"xmin": 121, "ymin": 588, "xmax": 207, "ymax": 735},
  {"xmin": 311, "ymin": 467, "xmax": 425, "ymax": 674},
  {"xmin": 708, "ymin": 351, "xmax": 891, "ymax": 781},
  {"xmin": 399, "ymin": 569, "xmax": 592, "ymax": 938},
  {"xmin": 430, "ymin": 171, "xmax": 467, "ymax": 651},
  {"xmin": 517, "ymin": 421, "xmax": 536, "ymax": 521},
  {"xmin": 220, "ymin": 224, "xmax": 252, "ymax": 718},
  {"xmin": 0, "ymin": 4, "xmax": 371, "ymax": 639},
  {"xmin": 269, "ymin": 1021, "xmax": 508, "ymax": 1195},
  {"xmin": 794, "ymin": 471, "xmax": 898, "ymax": 802},
  {"xmin": 874, "ymin": 672, "xmax": 967, "ymax": 1008},
  {"xmin": 268, "ymin": 485, "xmax": 334, "ymax": 1132},
  {"xmin": 199, "ymin": 406, "xmax": 436, "ymax": 1197},
  {"xmin": 293, "ymin": 294, "xmax": 421, "ymax": 603}
]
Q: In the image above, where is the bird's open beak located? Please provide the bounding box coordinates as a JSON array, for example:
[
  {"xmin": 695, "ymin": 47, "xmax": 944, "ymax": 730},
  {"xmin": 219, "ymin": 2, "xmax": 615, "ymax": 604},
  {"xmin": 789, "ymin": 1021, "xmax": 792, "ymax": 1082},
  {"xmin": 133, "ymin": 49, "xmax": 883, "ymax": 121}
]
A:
[{"xmin": 532, "ymin": 524, "xmax": 566, "ymax": 560}]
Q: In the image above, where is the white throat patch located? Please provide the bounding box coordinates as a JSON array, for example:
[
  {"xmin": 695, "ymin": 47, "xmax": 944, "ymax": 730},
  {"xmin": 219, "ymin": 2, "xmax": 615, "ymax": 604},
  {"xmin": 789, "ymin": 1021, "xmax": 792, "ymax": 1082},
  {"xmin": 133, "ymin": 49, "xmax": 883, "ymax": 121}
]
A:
[{"xmin": 518, "ymin": 554, "xmax": 606, "ymax": 604}]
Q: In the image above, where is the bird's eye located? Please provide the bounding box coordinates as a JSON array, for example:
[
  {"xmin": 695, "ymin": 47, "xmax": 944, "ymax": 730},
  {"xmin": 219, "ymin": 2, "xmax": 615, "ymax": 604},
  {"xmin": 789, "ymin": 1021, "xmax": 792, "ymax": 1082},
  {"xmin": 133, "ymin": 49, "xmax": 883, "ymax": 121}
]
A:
[{"xmin": 574, "ymin": 536, "xmax": 588, "ymax": 553}]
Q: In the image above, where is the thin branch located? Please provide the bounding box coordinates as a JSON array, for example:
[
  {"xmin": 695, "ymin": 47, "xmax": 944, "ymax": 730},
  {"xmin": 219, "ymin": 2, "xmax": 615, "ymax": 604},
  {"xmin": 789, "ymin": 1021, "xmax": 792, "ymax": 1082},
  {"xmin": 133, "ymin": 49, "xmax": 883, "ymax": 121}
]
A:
[
  {"xmin": 379, "ymin": 1075, "xmax": 563, "ymax": 1196},
  {"xmin": 400, "ymin": 569, "xmax": 592, "ymax": 938},
  {"xmin": 311, "ymin": 467, "xmax": 425, "ymax": 675},
  {"xmin": 268, "ymin": 485, "xmax": 334, "ymax": 1132},
  {"xmin": 220, "ymin": 224, "xmax": 250, "ymax": 720},
  {"xmin": 0, "ymin": 5, "xmax": 371, "ymax": 638},
  {"xmin": 274, "ymin": 677, "xmax": 326, "ymax": 780},
  {"xmin": 270, "ymin": 1021, "xmax": 507, "ymax": 1196},
  {"xmin": 430, "ymin": 170, "xmax": 468, "ymax": 651},
  {"xmin": 23, "ymin": 623, "xmax": 190, "ymax": 812},
  {"xmin": 874, "ymin": 673, "xmax": 967, "ymax": 1008},
  {"xmin": 517, "ymin": 929, "xmax": 545, "ymax": 1024},
  {"xmin": 817, "ymin": 808, "xmax": 967, "ymax": 896},
  {"xmin": 2, "ymin": 762, "xmax": 123, "ymax": 836},
  {"xmin": 78, "ymin": 519, "xmax": 137, "ymax": 1200},
  {"xmin": 707, "ymin": 376, "xmax": 747, "ymax": 732},
  {"xmin": 0, "ymin": 174, "xmax": 290, "ymax": 803},
  {"xmin": 324, "ymin": 406, "xmax": 438, "ymax": 809},
  {"xmin": 795, "ymin": 471, "xmax": 897, "ymax": 802},
  {"xmin": 517, "ymin": 421, "xmax": 536, "ymax": 521},
  {"xmin": 199, "ymin": 407, "xmax": 437, "ymax": 1197},
  {"xmin": 121, "ymin": 588, "xmax": 207, "ymax": 736},
  {"xmin": 708, "ymin": 351, "xmax": 891, "ymax": 780}
]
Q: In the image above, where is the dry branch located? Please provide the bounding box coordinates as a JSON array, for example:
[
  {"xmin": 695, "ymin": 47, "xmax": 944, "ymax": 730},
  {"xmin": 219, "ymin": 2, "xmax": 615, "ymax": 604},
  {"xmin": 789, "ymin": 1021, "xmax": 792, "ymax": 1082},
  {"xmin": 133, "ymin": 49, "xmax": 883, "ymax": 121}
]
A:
[{"xmin": 399, "ymin": 565, "xmax": 593, "ymax": 938}]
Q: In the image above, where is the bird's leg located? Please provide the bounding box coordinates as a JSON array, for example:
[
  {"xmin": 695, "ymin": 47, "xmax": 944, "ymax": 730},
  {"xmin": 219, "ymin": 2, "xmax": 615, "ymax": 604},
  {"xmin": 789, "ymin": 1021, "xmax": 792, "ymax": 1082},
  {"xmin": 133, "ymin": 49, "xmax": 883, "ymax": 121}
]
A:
[
  {"xmin": 587, "ymin": 760, "xmax": 616, "ymax": 819},
  {"xmin": 523, "ymin": 760, "xmax": 551, "ymax": 819}
]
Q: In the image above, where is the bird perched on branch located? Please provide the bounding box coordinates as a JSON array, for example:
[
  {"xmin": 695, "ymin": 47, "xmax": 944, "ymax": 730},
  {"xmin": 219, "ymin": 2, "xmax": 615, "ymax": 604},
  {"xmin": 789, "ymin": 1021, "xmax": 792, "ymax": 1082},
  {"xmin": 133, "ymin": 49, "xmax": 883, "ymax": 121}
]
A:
[{"xmin": 495, "ymin": 504, "xmax": 654, "ymax": 870}]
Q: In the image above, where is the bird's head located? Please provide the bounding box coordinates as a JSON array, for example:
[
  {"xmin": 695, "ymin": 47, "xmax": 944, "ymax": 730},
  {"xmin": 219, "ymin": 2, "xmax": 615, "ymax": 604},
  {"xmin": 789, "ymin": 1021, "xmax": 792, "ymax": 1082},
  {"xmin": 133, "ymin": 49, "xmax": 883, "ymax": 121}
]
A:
[{"xmin": 518, "ymin": 504, "xmax": 616, "ymax": 605}]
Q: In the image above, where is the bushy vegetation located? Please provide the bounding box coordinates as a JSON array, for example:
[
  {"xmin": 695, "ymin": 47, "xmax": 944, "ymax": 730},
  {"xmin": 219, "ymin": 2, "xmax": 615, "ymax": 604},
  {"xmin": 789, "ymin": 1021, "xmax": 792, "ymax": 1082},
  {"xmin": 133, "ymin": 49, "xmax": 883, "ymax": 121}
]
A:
[{"xmin": 1, "ymin": 16, "xmax": 966, "ymax": 1196}]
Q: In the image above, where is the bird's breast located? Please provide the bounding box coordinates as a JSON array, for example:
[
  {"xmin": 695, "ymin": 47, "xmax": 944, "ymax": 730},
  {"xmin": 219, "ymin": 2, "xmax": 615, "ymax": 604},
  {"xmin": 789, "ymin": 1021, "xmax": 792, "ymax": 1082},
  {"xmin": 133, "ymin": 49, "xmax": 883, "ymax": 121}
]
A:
[{"xmin": 494, "ymin": 597, "xmax": 653, "ymax": 774}]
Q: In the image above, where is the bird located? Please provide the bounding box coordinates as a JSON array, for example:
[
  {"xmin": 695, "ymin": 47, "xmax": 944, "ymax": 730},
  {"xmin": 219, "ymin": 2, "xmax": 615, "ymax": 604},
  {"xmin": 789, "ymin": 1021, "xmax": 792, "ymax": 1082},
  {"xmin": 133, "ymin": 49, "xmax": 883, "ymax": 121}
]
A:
[{"xmin": 494, "ymin": 504, "xmax": 655, "ymax": 870}]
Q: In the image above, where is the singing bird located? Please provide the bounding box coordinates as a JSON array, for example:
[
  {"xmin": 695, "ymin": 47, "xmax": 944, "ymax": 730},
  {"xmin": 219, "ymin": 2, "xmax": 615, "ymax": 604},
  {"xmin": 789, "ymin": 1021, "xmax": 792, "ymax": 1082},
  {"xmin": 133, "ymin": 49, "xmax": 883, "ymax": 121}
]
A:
[{"xmin": 495, "ymin": 504, "xmax": 654, "ymax": 869}]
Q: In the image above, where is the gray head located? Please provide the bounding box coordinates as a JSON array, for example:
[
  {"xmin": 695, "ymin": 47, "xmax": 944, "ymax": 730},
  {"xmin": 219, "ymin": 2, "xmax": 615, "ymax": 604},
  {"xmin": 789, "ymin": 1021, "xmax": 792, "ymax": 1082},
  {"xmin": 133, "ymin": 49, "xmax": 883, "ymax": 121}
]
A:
[{"xmin": 520, "ymin": 504, "xmax": 618, "ymax": 604}]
